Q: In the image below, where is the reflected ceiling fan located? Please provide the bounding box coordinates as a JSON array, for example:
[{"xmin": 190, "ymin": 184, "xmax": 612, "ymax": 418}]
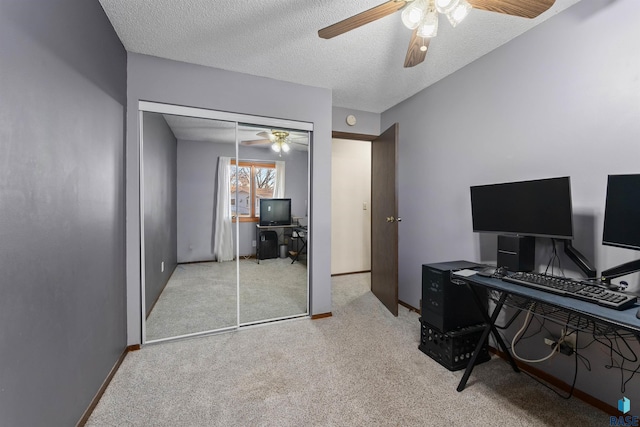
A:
[
  {"xmin": 241, "ymin": 130, "xmax": 308, "ymax": 155},
  {"xmin": 318, "ymin": 0, "xmax": 555, "ymax": 67}
]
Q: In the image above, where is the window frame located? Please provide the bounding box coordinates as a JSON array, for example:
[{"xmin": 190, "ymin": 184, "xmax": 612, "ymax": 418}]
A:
[{"xmin": 230, "ymin": 159, "xmax": 276, "ymax": 223}]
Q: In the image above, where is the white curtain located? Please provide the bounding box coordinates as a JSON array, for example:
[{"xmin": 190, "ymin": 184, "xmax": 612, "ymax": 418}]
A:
[
  {"xmin": 213, "ymin": 156, "xmax": 234, "ymax": 262},
  {"xmin": 274, "ymin": 161, "xmax": 285, "ymax": 198}
]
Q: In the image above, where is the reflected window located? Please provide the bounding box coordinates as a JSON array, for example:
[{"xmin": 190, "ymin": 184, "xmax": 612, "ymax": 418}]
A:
[{"xmin": 230, "ymin": 160, "xmax": 275, "ymax": 222}]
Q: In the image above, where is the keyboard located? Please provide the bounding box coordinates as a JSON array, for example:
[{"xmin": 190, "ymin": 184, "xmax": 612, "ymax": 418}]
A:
[{"xmin": 502, "ymin": 272, "xmax": 637, "ymax": 310}]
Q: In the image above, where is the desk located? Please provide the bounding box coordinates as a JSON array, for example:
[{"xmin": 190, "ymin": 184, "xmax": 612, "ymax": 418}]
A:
[
  {"xmin": 255, "ymin": 224, "xmax": 297, "ymax": 264},
  {"xmin": 455, "ymin": 270, "xmax": 640, "ymax": 392},
  {"xmin": 255, "ymin": 224, "xmax": 306, "ymax": 264}
]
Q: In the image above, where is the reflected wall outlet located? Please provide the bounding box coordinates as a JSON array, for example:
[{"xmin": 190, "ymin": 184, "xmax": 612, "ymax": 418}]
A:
[
  {"xmin": 161, "ymin": 261, "xmax": 164, "ymax": 272},
  {"xmin": 252, "ymin": 240, "xmax": 256, "ymax": 247}
]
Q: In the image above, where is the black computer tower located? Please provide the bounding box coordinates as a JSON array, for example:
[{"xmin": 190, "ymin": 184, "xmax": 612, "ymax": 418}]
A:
[
  {"xmin": 421, "ymin": 261, "xmax": 487, "ymax": 333},
  {"xmin": 258, "ymin": 230, "xmax": 278, "ymax": 260}
]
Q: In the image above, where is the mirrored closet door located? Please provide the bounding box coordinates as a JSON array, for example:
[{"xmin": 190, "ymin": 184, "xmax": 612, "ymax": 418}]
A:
[
  {"xmin": 142, "ymin": 112, "xmax": 238, "ymax": 342},
  {"xmin": 237, "ymin": 124, "xmax": 310, "ymax": 325},
  {"xmin": 140, "ymin": 105, "xmax": 310, "ymax": 343}
]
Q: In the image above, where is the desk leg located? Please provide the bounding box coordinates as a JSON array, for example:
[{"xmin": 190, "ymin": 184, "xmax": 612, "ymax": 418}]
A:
[
  {"xmin": 457, "ymin": 291, "xmax": 516, "ymax": 392},
  {"xmin": 256, "ymin": 226, "xmax": 260, "ymax": 264},
  {"xmin": 469, "ymin": 286, "xmax": 519, "ymax": 374},
  {"xmin": 291, "ymin": 236, "xmax": 298, "ymax": 264},
  {"xmin": 291, "ymin": 237, "xmax": 306, "ymax": 264}
]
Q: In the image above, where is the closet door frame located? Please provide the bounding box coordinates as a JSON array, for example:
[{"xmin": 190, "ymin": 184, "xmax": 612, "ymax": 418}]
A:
[{"xmin": 138, "ymin": 101, "xmax": 312, "ymax": 345}]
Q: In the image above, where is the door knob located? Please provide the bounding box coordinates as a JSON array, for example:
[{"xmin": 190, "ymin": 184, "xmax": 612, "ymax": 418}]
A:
[
  {"xmin": 397, "ymin": 217, "xmax": 402, "ymax": 222},
  {"xmin": 386, "ymin": 216, "xmax": 396, "ymax": 223}
]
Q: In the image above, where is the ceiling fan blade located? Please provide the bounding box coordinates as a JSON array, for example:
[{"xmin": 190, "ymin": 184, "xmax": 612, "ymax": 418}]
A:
[
  {"xmin": 468, "ymin": 0, "xmax": 555, "ymax": 19},
  {"xmin": 318, "ymin": 0, "xmax": 407, "ymax": 39},
  {"xmin": 256, "ymin": 131, "xmax": 272, "ymax": 139},
  {"xmin": 240, "ymin": 139, "xmax": 271, "ymax": 146},
  {"xmin": 404, "ymin": 29, "xmax": 429, "ymax": 68}
]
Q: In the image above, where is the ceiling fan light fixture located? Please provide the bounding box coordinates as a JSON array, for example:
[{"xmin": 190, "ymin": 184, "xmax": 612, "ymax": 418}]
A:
[
  {"xmin": 435, "ymin": 0, "xmax": 458, "ymax": 14},
  {"xmin": 401, "ymin": 0, "xmax": 428, "ymax": 30},
  {"xmin": 281, "ymin": 142, "xmax": 290, "ymax": 153},
  {"xmin": 271, "ymin": 142, "xmax": 281, "ymax": 152},
  {"xmin": 416, "ymin": 8, "xmax": 438, "ymax": 38},
  {"xmin": 446, "ymin": 0, "xmax": 471, "ymax": 27}
]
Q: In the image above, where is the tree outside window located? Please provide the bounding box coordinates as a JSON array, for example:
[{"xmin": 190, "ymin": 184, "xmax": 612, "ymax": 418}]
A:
[{"xmin": 230, "ymin": 160, "xmax": 275, "ymax": 222}]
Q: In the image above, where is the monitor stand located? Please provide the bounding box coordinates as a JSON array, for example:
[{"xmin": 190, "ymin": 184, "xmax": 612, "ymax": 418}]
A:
[
  {"xmin": 600, "ymin": 259, "xmax": 640, "ymax": 318},
  {"xmin": 563, "ymin": 240, "xmax": 597, "ymax": 279},
  {"xmin": 601, "ymin": 259, "xmax": 640, "ymax": 283}
]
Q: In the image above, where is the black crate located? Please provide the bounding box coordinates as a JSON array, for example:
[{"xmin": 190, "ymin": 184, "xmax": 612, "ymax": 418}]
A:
[{"xmin": 418, "ymin": 319, "xmax": 491, "ymax": 371}]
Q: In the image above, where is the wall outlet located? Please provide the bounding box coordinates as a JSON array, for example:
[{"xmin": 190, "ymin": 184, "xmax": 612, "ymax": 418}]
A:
[
  {"xmin": 363, "ymin": 202, "xmax": 368, "ymax": 210},
  {"xmin": 252, "ymin": 240, "xmax": 256, "ymax": 247},
  {"xmin": 161, "ymin": 261, "xmax": 164, "ymax": 273},
  {"xmin": 544, "ymin": 336, "xmax": 573, "ymax": 356},
  {"xmin": 562, "ymin": 330, "xmax": 576, "ymax": 350}
]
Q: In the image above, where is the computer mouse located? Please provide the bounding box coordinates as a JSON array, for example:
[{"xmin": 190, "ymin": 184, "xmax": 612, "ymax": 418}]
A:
[
  {"xmin": 493, "ymin": 266, "xmax": 508, "ymax": 278},
  {"xmin": 476, "ymin": 266, "xmax": 495, "ymax": 277}
]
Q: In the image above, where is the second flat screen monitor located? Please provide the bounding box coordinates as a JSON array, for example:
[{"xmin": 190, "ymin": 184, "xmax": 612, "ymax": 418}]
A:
[
  {"xmin": 602, "ymin": 174, "xmax": 640, "ymax": 251},
  {"xmin": 470, "ymin": 176, "xmax": 574, "ymax": 239}
]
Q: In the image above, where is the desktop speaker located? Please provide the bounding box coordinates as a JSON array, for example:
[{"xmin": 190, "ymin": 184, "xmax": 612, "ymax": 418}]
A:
[{"xmin": 497, "ymin": 235, "xmax": 535, "ymax": 272}]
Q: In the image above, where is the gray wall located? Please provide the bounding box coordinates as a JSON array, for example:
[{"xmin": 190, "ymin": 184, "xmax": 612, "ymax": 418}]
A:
[
  {"xmin": 178, "ymin": 140, "xmax": 309, "ymax": 262},
  {"xmin": 0, "ymin": 0, "xmax": 127, "ymax": 426},
  {"xmin": 177, "ymin": 140, "xmax": 234, "ymax": 262},
  {"xmin": 382, "ymin": 0, "xmax": 640, "ymax": 407},
  {"xmin": 143, "ymin": 113, "xmax": 178, "ymax": 315},
  {"xmin": 127, "ymin": 53, "xmax": 332, "ymax": 344}
]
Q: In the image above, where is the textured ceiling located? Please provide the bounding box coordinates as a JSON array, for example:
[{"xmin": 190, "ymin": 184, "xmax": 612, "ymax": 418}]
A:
[{"xmin": 100, "ymin": 0, "xmax": 581, "ymax": 113}]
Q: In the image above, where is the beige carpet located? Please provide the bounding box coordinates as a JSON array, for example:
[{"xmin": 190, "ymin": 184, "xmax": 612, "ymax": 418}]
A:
[
  {"xmin": 88, "ymin": 273, "xmax": 606, "ymax": 426},
  {"xmin": 146, "ymin": 258, "xmax": 308, "ymax": 341}
]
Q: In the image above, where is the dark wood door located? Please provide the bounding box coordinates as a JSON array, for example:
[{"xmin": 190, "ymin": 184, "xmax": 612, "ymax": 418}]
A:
[{"xmin": 371, "ymin": 124, "xmax": 399, "ymax": 316}]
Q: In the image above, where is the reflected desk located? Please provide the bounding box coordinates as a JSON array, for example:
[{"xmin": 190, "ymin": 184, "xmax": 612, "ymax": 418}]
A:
[
  {"xmin": 255, "ymin": 224, "xmax": 302, "ymax": 264},
  {"xmin": 454, "ymin": 269, "xmax": 640, "ymax": 392},
  {"xmin": 289, "ymin": 226, "xmax": 307, "ymax": 264}
]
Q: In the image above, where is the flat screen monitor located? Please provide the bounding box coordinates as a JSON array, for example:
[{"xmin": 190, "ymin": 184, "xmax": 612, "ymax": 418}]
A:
[
  {"xmin": 259, "ymin": 198, "xmax": 291, "ymax": 226},
  {"xmin": 602, "ymin": 174, "xmax": 640, "ymax": 251},
  {"xmin": 470, "ymin": 177, "xmax": 573, "ymax": 239}
]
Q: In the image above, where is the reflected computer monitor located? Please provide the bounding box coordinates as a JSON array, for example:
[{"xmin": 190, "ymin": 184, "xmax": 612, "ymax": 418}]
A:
[{"xmin": 259, "ymin": 198, "xmax": 291, "ymax": 226}]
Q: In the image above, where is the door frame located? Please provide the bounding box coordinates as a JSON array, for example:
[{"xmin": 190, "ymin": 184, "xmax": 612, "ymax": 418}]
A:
[{"xmin": 331, "ymin": 129, "xmax": 399, "ymax": 315}]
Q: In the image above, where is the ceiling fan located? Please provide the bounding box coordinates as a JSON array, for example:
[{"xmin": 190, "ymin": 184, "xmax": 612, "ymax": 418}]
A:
[
  {"xmin": 318, "ymin": 0, "xmax": 556, "ymax": 68},
  {"xmin": 241, "ymin": 130, "xmax": 308, "ymax": 155}
]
